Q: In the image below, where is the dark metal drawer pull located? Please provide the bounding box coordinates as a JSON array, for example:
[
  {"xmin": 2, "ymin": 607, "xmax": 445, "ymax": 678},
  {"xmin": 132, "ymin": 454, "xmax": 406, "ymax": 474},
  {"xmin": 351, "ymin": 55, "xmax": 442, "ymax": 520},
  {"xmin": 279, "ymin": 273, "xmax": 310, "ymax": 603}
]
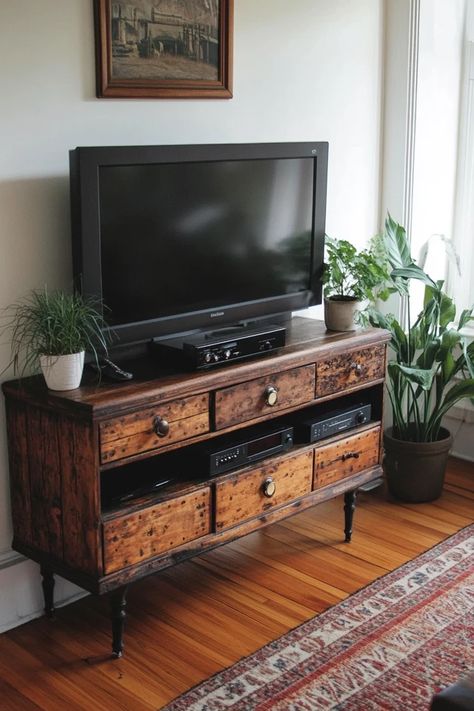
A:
[{"xmin": 341, "ymin": 451, "xmax": 360, "ymax": 461}]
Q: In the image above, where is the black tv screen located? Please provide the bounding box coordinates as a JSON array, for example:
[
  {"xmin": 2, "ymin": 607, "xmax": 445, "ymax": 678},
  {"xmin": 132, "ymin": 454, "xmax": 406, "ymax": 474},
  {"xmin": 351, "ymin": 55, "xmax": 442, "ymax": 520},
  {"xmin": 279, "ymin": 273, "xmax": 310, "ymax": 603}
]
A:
[{"xmin": 70, "ymin": 142, "xmax": 328, "ymax": 345}]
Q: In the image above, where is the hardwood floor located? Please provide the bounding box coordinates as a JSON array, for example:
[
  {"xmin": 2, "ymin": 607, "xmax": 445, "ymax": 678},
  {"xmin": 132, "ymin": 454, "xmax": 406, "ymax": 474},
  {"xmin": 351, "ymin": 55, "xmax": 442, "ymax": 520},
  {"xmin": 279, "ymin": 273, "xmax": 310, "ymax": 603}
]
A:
[{"xmin": 1, "ymin": 457, "xmax": 472, "ymax": 710}]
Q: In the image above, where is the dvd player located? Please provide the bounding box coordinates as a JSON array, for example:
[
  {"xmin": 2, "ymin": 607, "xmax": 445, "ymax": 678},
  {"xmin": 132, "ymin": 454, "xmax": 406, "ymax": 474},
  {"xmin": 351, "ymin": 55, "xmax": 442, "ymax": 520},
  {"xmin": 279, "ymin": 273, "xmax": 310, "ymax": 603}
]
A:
[
  {"xmin": 197, "ymin": 422, "xmax": 294, "ymax": 476},
  {"xmin": 295, "ymin": 403, "xmax": 372, "ymax": 443}
]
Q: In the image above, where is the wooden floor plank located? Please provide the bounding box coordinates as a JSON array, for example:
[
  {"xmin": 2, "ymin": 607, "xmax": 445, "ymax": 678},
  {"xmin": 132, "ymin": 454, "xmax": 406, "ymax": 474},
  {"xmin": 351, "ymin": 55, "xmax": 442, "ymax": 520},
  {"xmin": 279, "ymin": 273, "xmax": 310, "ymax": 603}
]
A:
[{"xmin": 0, "ymin": 457, "xmax": 472, "ymax": 710}]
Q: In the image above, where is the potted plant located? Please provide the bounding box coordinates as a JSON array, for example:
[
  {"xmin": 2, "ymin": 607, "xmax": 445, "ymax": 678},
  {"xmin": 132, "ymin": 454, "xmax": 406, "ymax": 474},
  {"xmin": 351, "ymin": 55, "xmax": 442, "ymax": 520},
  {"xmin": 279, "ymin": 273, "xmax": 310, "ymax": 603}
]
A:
[
  {"xmin": 1, "ymin": 289, "xmax": 109, "ymax": 391},
  {"xmin": 367, "ymin": 214, "xmax": 474, "ymax": 502},
  {"xmin": 323, "ymin": 236, "xmax": 391, "ymax": 331}
]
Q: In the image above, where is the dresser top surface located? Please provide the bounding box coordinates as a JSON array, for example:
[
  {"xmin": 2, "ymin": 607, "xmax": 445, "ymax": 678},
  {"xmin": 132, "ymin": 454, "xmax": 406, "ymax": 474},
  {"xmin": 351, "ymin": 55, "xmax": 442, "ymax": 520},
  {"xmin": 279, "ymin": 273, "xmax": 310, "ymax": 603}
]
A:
[{"xmin": 2, "ymin": 317, "xmax": 389, "ymax": 417}]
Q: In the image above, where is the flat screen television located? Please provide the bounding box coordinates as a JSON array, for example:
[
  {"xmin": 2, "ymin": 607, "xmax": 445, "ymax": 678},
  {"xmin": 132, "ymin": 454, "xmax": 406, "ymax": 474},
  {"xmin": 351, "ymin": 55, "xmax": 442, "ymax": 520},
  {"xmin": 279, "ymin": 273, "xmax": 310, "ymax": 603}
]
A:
[{"xmin": 69, "ymin": 142, "xmax": 328, "ymax": 350}]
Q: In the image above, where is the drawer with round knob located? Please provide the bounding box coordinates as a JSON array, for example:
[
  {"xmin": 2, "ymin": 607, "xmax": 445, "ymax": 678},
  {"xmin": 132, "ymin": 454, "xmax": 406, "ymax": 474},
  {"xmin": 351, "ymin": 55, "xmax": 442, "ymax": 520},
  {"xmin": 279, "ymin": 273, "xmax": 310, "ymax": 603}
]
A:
[
  {"xmin": 215, "ymin": 449, "xmax": 313, "ymax": 530},
  {"xmin": 213, "ymin": 364, "xmax": 316, "ymax": 430},
  {"xmin": 315, "ymin": 345, "xmax": 386, "ymax": 398},
  {"xmin": 99, "ymin": 393, "xmax": 209, "ymax": 463}
]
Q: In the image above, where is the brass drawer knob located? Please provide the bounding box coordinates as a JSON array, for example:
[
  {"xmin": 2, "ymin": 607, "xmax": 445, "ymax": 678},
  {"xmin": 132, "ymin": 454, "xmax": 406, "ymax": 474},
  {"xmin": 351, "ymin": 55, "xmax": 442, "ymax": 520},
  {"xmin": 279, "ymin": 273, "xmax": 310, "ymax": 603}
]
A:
[
  {"xmin": 264, "ymin": 385, "xmax": 279, "ymax": 406},
  {"xmin": 262, "ymin": 477, "xmax": 276, "ymax": 498},
  {"xmin": 153, "ymin": 416, "xmax": 170, "ymax": 438},
  {"xmin": 350, "ymin": 362, "xmax": 363, "ymax": 375}
]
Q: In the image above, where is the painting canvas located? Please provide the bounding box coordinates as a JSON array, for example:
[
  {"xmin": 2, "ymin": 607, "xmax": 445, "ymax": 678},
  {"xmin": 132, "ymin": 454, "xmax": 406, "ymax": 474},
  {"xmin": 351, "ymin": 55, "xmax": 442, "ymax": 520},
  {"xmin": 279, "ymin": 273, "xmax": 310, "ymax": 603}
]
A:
[{"xmin": 95, "ymin": 0, "xmax": 233, "ymax": 98}]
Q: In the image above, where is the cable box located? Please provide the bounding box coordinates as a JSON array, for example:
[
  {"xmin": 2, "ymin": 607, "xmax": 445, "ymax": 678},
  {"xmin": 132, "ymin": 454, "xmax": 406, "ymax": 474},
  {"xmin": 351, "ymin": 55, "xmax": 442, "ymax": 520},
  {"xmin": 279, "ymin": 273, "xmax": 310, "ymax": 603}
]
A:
[
  {"xmin": 295, "ymin": 403, "xmax": 372, "ymax": 443},
  {"xmin": 152, "ymin": 324, "xmax": 286, "ymax": 370}
]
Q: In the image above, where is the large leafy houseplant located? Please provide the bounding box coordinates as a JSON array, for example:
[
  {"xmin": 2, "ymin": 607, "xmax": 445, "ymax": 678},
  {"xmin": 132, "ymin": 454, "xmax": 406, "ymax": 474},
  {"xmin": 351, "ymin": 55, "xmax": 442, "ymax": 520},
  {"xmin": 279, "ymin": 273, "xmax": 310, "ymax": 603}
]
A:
[
  {"xmin": 367, "ymin": 215, "xmax": 474, "ymax": 501},
  {"xmin": 323, "ymin": 237, "xmax": 390, "ymax": 331},
  {"xmin": 2, "ymin": 289, "xmax": 109, "ymax": 390}
]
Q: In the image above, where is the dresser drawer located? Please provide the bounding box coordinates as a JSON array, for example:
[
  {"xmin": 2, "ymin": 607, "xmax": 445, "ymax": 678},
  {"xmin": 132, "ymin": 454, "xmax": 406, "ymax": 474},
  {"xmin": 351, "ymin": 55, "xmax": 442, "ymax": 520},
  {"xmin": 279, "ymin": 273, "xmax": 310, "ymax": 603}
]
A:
[
  {"xmin": 214, "ymin": 365, "xmax": 315, "ymax": 430},
  {"xmin": 314, "ymin": 426, "xmax": 380, "ymax": 489},
  {"xmin": 103, "ymin": 487, "xmax": 211, "ymax": 573},
  {"xmin": 215, "ymin": 450, "xmax": 313, "ymax": 530},
  {"xmin": 316, "ymin": 345, "xmax": 385, "ymax": 398},
  {"xmin": 99, "ymin": 394, "xmax": 209, "ymax": 463}
]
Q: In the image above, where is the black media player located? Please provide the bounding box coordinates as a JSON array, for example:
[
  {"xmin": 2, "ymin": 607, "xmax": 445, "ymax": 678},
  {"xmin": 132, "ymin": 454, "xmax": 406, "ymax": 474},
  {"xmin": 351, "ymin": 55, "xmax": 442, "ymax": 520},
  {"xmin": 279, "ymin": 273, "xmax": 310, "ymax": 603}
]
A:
[
  {"xmin": 295, "ymin": 403, "xmax": 372, "ymax": 443},
  {"xmin": 151, "ymin": 324, "xmax": 286, "ymax": 370},
  {"xmin": 195, "ymin": 422, "xmax": 294, "ymax": 476}
]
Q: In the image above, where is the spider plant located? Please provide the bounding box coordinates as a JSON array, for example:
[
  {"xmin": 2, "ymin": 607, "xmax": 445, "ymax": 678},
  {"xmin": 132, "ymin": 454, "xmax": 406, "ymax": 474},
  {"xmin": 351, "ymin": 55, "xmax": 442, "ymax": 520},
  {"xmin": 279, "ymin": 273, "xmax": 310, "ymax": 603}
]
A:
[{"xmin": 1, "ymin": 289, "xmax": 109, "ymax": 377}]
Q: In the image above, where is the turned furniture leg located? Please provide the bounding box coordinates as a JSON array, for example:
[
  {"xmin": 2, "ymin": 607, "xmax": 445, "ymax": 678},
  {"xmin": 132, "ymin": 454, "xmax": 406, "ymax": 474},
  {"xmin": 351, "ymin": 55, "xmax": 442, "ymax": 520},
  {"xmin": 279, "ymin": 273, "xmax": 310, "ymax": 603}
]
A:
[
  {"xmin": 110, "ymin": 586, "xmax": 128, "ymax": 658},
  {"xmin": 344, "ymin": 490, "xmax": 357, "ymax": 542},
  {"xmin": 40, "ymin": 565, "xmax": 55, "ymax": 618}
]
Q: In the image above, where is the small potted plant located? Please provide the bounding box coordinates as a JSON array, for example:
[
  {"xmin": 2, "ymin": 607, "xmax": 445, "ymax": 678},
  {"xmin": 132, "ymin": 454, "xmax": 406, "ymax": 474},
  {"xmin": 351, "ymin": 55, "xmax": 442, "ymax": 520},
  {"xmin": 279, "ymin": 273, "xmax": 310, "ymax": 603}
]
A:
[
  {"xmin": 1, "ymin": 289, "xmax": 109, "ymax": 391},
  {"xmin": 368, "ymin": 214, "xmax": 474, "ymax": 501},
  {"xmin": 323, "ymin": 236, "xmax": 391, "ymax": 331}
]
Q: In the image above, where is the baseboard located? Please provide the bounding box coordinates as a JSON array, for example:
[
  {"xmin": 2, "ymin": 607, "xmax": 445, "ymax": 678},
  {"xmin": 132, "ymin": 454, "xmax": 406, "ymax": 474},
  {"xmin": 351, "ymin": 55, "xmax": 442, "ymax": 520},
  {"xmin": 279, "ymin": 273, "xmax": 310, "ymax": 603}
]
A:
[{"xmin": 0, "ymin": 553, "xmax": 87, "ymax": 633}]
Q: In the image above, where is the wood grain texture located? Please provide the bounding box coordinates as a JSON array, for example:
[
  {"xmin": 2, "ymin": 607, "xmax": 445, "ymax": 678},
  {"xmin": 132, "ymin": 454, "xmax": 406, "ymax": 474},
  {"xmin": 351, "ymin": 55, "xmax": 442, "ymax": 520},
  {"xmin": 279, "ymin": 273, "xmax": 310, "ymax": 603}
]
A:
[
  {"xmin": 26, "ymin": 407, "xmax": 63, "ymax": 558},
  {"xmin": 100, "ymin": 394, "xmax": 209, "ymax": 463},
  {"xmin": 0, "ymin": 459, "xmax": 471, "ymax": 711},
  {"xmin": 314, "ymin": 426, "xmax": 381, "ymax": 488},
  {"xmin": 103, "ymin": 488, "xmax": 211, "ymax": 574},
  {"xmin": 59, "ymin": 419, "xmax": 101, "ymax": 574},
  {"xmin": 4, "ymin": 401, "xmax": 33, "ymax": 547},
  {"xmin": 316, "ymin": 344, "xmax": 386, "ymax": 397},
  {"xmin": 1, "ymin": 319, "xmax": 390, "ymax": 419},
  {"xmin": 214, "ymin": 364, "xmax": 315, "ymax": 429},
  {"xmin": 215, "ymin": 450, "xmax": 313, "ymax": 530}
]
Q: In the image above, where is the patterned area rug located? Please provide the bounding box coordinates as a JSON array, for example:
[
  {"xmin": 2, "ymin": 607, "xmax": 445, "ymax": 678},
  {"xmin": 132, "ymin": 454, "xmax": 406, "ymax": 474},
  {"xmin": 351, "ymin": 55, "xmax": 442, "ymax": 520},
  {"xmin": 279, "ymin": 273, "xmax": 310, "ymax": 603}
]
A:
[{"xmin": 163, "ymin": 525, "xmax": 474, "ymax": 710}]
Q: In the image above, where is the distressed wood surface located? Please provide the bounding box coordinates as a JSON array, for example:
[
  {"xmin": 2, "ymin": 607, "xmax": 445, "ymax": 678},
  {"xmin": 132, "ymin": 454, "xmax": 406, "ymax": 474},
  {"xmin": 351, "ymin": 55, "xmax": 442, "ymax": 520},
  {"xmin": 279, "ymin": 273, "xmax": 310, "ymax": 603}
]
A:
[
  {"xmin": 1, "ymin": 319, "xmax": 390, "ymax": 419},
  {"xmin": 100, "ymin": 394, "xmax": 208, "ymax": 444},
  {"xmin": 26, "ymin": 407, "xmax": 63, "ymax": 558},
  {"xmin": 103, "ymin": 488, "xmax": 211, "ymax": 574},
  {"xmin": 214, "ymin": 364, "xmax": 315, "ymax": 430},
  {"xmin": 100, "ymin": 412, "xmax": 209, "ymax": 463},
  {"xmin": 4, "ymin": 401, "xmax": 33, "ymax": 548},
  {"xmin": 2, "ymin": 318, "xmax": 390, "ymax": 604},
  {"xmin": 59, "ymin": 419, "xmax": 101, "ymax": 574},
  {"xmin": 316, "ymin": 344, "xmax": 386, "ymax": 397},
  {"xmin": 314, "ymin": 426, "xmax": 381, "ymax": 488},
  {"xmin": 215, "ymin": 450, "xmax": 313, "ymax": 530}
]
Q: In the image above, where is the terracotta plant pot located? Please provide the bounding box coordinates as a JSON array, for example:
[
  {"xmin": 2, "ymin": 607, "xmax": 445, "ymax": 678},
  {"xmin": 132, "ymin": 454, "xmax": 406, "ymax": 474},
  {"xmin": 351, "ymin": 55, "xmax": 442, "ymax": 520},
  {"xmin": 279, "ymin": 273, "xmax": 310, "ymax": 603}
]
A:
[
  {"xmin": 324, "ymin": 296, "xmax": 360, "ymax": 332},
  {"xmin": 39, "ymin": 352, "xmax": 85, "ymax": 391},
  {"xmin": 383, "ymin": 426, "xmax": 453, "ymax": 503}
]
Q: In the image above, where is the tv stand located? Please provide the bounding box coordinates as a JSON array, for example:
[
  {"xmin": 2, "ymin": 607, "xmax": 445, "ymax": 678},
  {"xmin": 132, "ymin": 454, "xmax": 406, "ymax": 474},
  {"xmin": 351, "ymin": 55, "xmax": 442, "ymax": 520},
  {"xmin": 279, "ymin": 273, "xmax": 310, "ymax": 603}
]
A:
[{"xmin": 2, "ymin": 318, "xmax": 389, "ymax": 658}]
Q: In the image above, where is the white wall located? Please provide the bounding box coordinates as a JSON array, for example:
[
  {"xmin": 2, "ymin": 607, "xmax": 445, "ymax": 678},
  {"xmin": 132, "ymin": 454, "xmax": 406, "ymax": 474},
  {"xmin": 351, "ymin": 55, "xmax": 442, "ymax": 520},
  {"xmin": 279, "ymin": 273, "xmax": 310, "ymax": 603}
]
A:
[{"xmin": 0, "ymin": 0, "xmax": 384, "ymax": 631}]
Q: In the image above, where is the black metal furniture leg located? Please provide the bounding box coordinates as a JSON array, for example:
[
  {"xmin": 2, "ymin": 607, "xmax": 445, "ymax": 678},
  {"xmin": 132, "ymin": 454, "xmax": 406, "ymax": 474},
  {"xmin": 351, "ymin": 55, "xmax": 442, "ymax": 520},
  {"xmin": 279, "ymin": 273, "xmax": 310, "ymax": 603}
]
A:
[
  {"xmin": 40, "ymin": 565, "xmax": 55, "ymax": 618},
  {"xmin": 110, "ymin": 586, "xmax": 128, "ymax": 658},
  {"xmin": 344, "ymin": 490, "xmax": 357, "ymax": 542}
]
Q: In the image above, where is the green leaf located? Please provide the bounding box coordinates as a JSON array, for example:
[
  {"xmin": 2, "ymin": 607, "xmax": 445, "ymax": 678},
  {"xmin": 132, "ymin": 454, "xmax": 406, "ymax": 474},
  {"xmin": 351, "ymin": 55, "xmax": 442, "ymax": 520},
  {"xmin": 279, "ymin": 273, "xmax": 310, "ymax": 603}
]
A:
[
  {"xmin": 391, "ymin": 265, "xmax": 437, "ymax": 289},
  {"xmin": 462, "ymin": 340, "xmax": 474, "ymax": 379},
  {"xmin": 458, "ymin": 308, "xmax": 474, "ymax": 330},
  {"xmin": 384, "ymin": 214, "xmax": 413, "ymax": 269},
  {"xmin": 388, "ymin": 362, "xmax": 435, "ymax": 391},
  {"xmin": 432, "ymin": 378, "xmax": 474, "ymax": 426},
  {"xmin": 439, "ymin": 293, "xmax": 456, "ymax": 327},
  {"xmin": 416, "ymin": 338, "xmax": 440, "ymax": 369}
]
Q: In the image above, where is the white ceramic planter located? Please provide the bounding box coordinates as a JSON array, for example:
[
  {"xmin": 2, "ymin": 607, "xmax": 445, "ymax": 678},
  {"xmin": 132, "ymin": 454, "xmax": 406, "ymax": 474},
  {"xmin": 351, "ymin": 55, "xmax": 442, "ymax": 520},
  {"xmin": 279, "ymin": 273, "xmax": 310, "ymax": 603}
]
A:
[
  {"xmin": 324, "ymin": 297, "xmax": 360, "ymax": 332},
  {"xmin": 39, "ymin": 352, "xmax": 85, "ymax": 391}
]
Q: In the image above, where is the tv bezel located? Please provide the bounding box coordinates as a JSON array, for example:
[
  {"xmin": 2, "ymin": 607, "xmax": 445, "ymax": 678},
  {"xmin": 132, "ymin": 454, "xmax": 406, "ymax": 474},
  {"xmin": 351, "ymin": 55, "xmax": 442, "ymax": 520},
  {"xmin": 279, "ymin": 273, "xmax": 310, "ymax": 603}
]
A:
[{"xmin": 69, "ymin": 141, "xmax": 328, "ymax": 346}]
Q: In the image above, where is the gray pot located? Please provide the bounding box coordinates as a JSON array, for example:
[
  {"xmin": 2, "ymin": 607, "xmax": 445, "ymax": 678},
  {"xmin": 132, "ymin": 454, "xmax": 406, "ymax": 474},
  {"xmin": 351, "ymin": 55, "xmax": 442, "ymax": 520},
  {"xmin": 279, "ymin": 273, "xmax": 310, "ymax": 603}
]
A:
[
  {"xmin": 324, "ymin": 296, "xmax": 360, "ymax": 332},
  {"xmin": 383, "ymin": 427, "xmax": 453, "ymax": 503}
]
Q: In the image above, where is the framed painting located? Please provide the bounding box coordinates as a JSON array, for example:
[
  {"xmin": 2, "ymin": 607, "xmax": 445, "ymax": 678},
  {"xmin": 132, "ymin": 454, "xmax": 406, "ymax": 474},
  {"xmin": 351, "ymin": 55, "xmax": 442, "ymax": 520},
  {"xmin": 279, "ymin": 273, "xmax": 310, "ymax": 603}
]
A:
[{"xmin": 94, "ymin": 0, "xmax": 233, "ymax": 99}]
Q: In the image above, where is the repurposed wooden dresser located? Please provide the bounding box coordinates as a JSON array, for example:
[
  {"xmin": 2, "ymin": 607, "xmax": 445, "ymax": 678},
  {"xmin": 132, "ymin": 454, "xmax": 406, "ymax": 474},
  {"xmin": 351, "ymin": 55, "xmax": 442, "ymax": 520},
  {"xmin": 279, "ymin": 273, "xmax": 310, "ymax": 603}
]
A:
[{"xmin": 2, "ymin": 318, "xmax": 389, "ymax": 656}]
